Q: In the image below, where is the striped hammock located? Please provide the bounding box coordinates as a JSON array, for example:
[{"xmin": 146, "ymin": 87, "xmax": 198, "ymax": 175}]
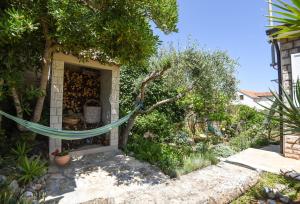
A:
[{"xmin": 0, "ymin": 105, "xmax": 140, "ymax": 140}]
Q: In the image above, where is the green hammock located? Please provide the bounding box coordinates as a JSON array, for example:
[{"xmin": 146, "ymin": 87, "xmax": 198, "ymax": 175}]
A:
[{"xmin": 0, "ymin": 105, "xmax": 141, "ymax": 140}]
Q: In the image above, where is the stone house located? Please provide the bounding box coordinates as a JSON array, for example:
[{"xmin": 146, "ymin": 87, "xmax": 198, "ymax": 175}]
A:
[
  {"xmin": 49, "ymin": 53, "xmax": 120, "ymax": 157},
  {"xmin": 266, "ymin": 29, "xmax": 300, "ymax": 160}
]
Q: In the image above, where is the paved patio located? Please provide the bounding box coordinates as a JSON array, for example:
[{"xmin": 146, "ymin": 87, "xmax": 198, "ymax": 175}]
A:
[
  {"xmin": 226, "ymin": 145, "xmax": 300, "ymax": 174},
  {"xmin": 45, "ymin": 150, "xmax": 169, "ymax": 204},
  {"xmin": 45, "ymin": 150, "xmax": 260, "ymax": 204}
]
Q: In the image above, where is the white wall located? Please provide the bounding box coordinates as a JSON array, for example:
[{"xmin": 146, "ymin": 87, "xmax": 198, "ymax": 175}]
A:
[{"xmin": 233, "ymin": 92, "xmax": 273, "ymax": 110}]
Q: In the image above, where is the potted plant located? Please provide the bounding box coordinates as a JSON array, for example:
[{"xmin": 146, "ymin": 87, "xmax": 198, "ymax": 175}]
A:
[{"xmin": 51, "ymin": 149, "xmax": 71, "ymax": 166}]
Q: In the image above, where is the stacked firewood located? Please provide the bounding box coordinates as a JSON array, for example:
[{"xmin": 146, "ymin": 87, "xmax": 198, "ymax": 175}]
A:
[{"xmin": 63, "ymin": 69, "xmax": 101, "ymax": 113}]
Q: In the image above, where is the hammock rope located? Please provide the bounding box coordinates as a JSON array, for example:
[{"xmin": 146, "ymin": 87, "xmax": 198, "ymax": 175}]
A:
[{"xmin": 0, "ymin": 105, "xmax": 141, "ymax": 140}]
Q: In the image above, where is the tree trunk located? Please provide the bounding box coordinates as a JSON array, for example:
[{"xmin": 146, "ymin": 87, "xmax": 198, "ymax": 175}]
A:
[
  {"xmin": 32, "ymin": 23, "xmax": 52, "ymax": 123},
  {"xmin": 11, "ymin": 87, "xmax": 26, "ymax": 131},
  {"xmin": 120, "ymin": 112, "xmax": 139, "ymax": 148}
]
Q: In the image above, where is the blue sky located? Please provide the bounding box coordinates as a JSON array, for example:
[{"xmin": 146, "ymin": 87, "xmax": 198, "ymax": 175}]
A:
[{"xmin": 155, "ymin": 0, "xmax": 278, "ymax": 92}]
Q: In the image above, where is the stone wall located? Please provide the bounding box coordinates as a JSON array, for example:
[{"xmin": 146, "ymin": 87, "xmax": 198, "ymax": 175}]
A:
[
  {"xmin": 280, "ymin": 38, "xmax": 300, "ymax": 160},
  {"xmin": 49, "ymin": 53, "xmax": 120, "ymax": 157}
]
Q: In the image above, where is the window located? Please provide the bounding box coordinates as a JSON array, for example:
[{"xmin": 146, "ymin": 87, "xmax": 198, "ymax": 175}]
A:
[{"xmin": 239, "ymin": 95, "xmax": 244, "ymax": 100}]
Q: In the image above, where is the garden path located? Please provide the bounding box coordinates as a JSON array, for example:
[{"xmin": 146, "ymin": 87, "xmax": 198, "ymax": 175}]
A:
[
  {"xmin": 45, "ymin": 150, "xmax": 260, "ymax": 204},
  {"xmin": 225, "ymin": 145, "xmax": 300, "ymax": 174}
]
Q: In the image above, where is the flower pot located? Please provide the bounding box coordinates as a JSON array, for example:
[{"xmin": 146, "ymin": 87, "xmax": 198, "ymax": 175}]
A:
[{"xmin": 54, "ymin": 154, "xmax": 71, "ymax": 166}]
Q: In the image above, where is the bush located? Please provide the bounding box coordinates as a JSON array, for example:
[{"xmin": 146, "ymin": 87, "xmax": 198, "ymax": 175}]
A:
[
  {"xmin": 237, "ymin": 105, "xmax": 264, "ymax": 127},
  {"xmin": 134, "ymin": 111, "xmax": 174, "ymax": 142},
  {"xmin": 11, "ymin": 142, "xmax": 31, "ymax": 162},
  {"xmin": 175, "ymin": 153, "xmax": 217, "ymax": 176},
  {"xmin": 212, "ymin": 144, "xmax": 236, "ymax": 158},
  {"xmin": 0, "ymin": 191, "xmax": 31, "ymax": 204},
  {"xmin": 229, "ymin": 125, "xmax": 270, "ymax": 152},
  {"xmin": 126, "ymin": 134, "xmax": 192, "ymax": 177},
  {"xmin": 171, "ymin": 131, "xmax": 191, "ymax": 145},
  {"xmin": 18, "ymin": 156, "xmax": 47, "ymax": 184}
]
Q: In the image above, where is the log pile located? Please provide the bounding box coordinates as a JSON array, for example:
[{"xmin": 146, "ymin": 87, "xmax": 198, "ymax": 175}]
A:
[{"xmin": 63, "ymin": 68, "xmax": 101, "ymax": 113}]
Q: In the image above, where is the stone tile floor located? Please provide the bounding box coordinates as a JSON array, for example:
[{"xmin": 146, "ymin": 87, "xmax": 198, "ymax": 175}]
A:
[
  {"xmin": 45, "ymin": 149, "xmax": 261, "ymax": 204},
  {"xmin": 45, "ymin": 150, "xmax": 168, "ymax": 204}
]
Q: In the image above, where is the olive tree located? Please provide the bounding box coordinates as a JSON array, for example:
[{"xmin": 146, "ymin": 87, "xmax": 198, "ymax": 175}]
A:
[{"xmin": 120, "ymin": 46, "xmax": 238, "ymax": 147}]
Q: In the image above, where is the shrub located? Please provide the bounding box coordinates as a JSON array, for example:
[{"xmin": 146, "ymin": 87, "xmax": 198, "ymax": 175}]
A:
[
  {"xmin": 171, "ymin": 131, "xmax": 191, "ymax": 145},
  {"xmin": 18, "ymin": 156, "xmax": 47, "ymax": 184},
  {"xmin": 11, "ymin": 142, "xmax": 31, "ymax": 161},
  {"xmin": 0, "ymin": 191, "xmax": 31, "ymax": 204},
  {"xmin": 126, "ymin": 134, "xmax": 192, "ymax": 177},
  {"xmin": 229, "ymin": 125, "xmax": 270, "ymax": 152},
  {"xmin": 237, "ymin": 105, "xmax": 264, "ymax": 127},
  {"xmin": 175, "ymin": 153, "xmax": 215, "ymax": 176},
  {"xmin": 212, "ymin": 144, "xmax": 236, "ymax": 158},
  {"xmin": 134, "ymin": 111, "xmax": 174, "ymax": 142}
]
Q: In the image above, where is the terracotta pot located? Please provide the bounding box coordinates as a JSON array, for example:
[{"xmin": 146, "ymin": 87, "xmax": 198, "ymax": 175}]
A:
[{"xmin": 54, "ymin": 154, "xmax": 71, "ymax": 166}]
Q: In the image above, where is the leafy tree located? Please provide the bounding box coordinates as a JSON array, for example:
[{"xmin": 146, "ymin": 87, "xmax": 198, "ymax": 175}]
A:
[
  {"xmin": 0, "ymin": 0, "xmax": 178, "ymax": 124},
  {"xmin": 120, "ymin": 46, "xmax": 238, "ymax": 147},
  {"xmin": 268, "ymin": 0, "xmax": 300, "ymax": 39}
]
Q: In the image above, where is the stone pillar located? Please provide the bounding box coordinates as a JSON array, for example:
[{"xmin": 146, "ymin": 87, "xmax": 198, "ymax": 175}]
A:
[
  {"xmin": 49, "ymin": 60, "xmax": 64, "ymax": 157},
  {"xmin": 110, "ymin": 68, "xmax": 120, "ymax": 148},
  {"xmin": 280, "ymin": 38, "xmax": 300, "ymax": 160}
]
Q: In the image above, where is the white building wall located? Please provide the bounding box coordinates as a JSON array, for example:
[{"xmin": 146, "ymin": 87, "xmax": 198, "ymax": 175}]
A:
[{"xmin": 234, "ymin": 92, "xmax": 273, "ymax": 110}]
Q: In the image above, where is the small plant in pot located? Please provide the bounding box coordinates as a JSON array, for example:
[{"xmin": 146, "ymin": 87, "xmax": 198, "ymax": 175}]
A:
[{"xmin": 51, "ymin": 149, "xmax": 71, "ymax": 166}]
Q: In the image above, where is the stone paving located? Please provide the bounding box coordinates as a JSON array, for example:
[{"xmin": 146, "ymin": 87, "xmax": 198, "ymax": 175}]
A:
[
  {"xmin": 226, "ymin": 145, "xmax": 300, "ymax": 174},
  {"xmin": 45, "ymin": 150, "xmax": 169, "ymax": 204},
  {"xmin": 45, "ymin": 150, "xmax": 261, "ymax": 204}
]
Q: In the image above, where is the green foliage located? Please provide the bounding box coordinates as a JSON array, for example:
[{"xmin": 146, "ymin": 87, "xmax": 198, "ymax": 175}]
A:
[
  {"xmin": 126, "ymin": 134, "xmax": 191, "ymax": 177},
  {"xmin": 268, "ymin": 0, "xmax": 300, "ymax": 39},
  {"xmin": 126, "ymin": 133, "xmax": 219, "ymax": 177},
  {"xmin": 175, "ymin": 47, "xmax": 237, "ymax": 121},
  {"xmin": 266, "ymin": 80, "xmax": 300, "ymax": 134},
  {"xmin": 233, "ymin": 173, "xmax": 300, "ymax": 203},
  {"xmin": 0, "ymin": 191, "xmax": 31, "ymax": 204},
  {"xmin": 215, "ymin": 105, "xmax": 275, "ymax": 152},
  {"xmin": 1, "ymin": 0, "xmax": 178, "ymax": 64},
  {"xmin": 237, "ymin": 105, "xmax": 265, "ymax": 128},
  {"xmin": 0, "ymin": 7, "xmax": 38, "ymax": 42},
  {"xmin": 229, "ymin": 125, "xmax": 270, "ymax": 152},
  {"xmin": 175, "ymin": 152, "xmax": 217, "ymax": 176},
  {"xmin": 11, "ymin": 142, "xmax": 31, "ymax": 161},
  {"xmin": 134, "ymin": 111, "xmax": 174, "ymax": 142},
  {"xmin": 120, "ymin": 46, "xmax": 238, "ymax": 146},
  {"xmin": 0, "ymin": 0, "xmax": 179, "ymax": 134},
  {"xmin": 18, "ymin": 156, "xmax": 46, "ymax": 184},
  {"xmin": 212, "ymin": 144, "xmax": 236, "ymax": 158}
]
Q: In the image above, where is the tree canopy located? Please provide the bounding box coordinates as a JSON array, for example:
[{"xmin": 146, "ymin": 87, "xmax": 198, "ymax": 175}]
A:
[
  {"xmin": 120, "ymin": 46, "xmax": 238, "ymax": 145},
  {"xmin": 0, "ymin": 0, "xmax": 178, "ymax": 64},
  {"xmin": 0, "ymin": 0, "xmax": 178, "ymax": 123}
]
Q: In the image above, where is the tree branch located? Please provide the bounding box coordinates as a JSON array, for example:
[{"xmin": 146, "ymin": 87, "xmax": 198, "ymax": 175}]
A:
[
  {"xmin": 138, "ymin": 62, "xmax": 171, "ymax": 101},
  {"xmin": 141, "ymin": 87, "xmax": 193, "ymax": 114},
  {"xmin": 78, "ymin": 0, "xmax": 107, "ymax": 13}
]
